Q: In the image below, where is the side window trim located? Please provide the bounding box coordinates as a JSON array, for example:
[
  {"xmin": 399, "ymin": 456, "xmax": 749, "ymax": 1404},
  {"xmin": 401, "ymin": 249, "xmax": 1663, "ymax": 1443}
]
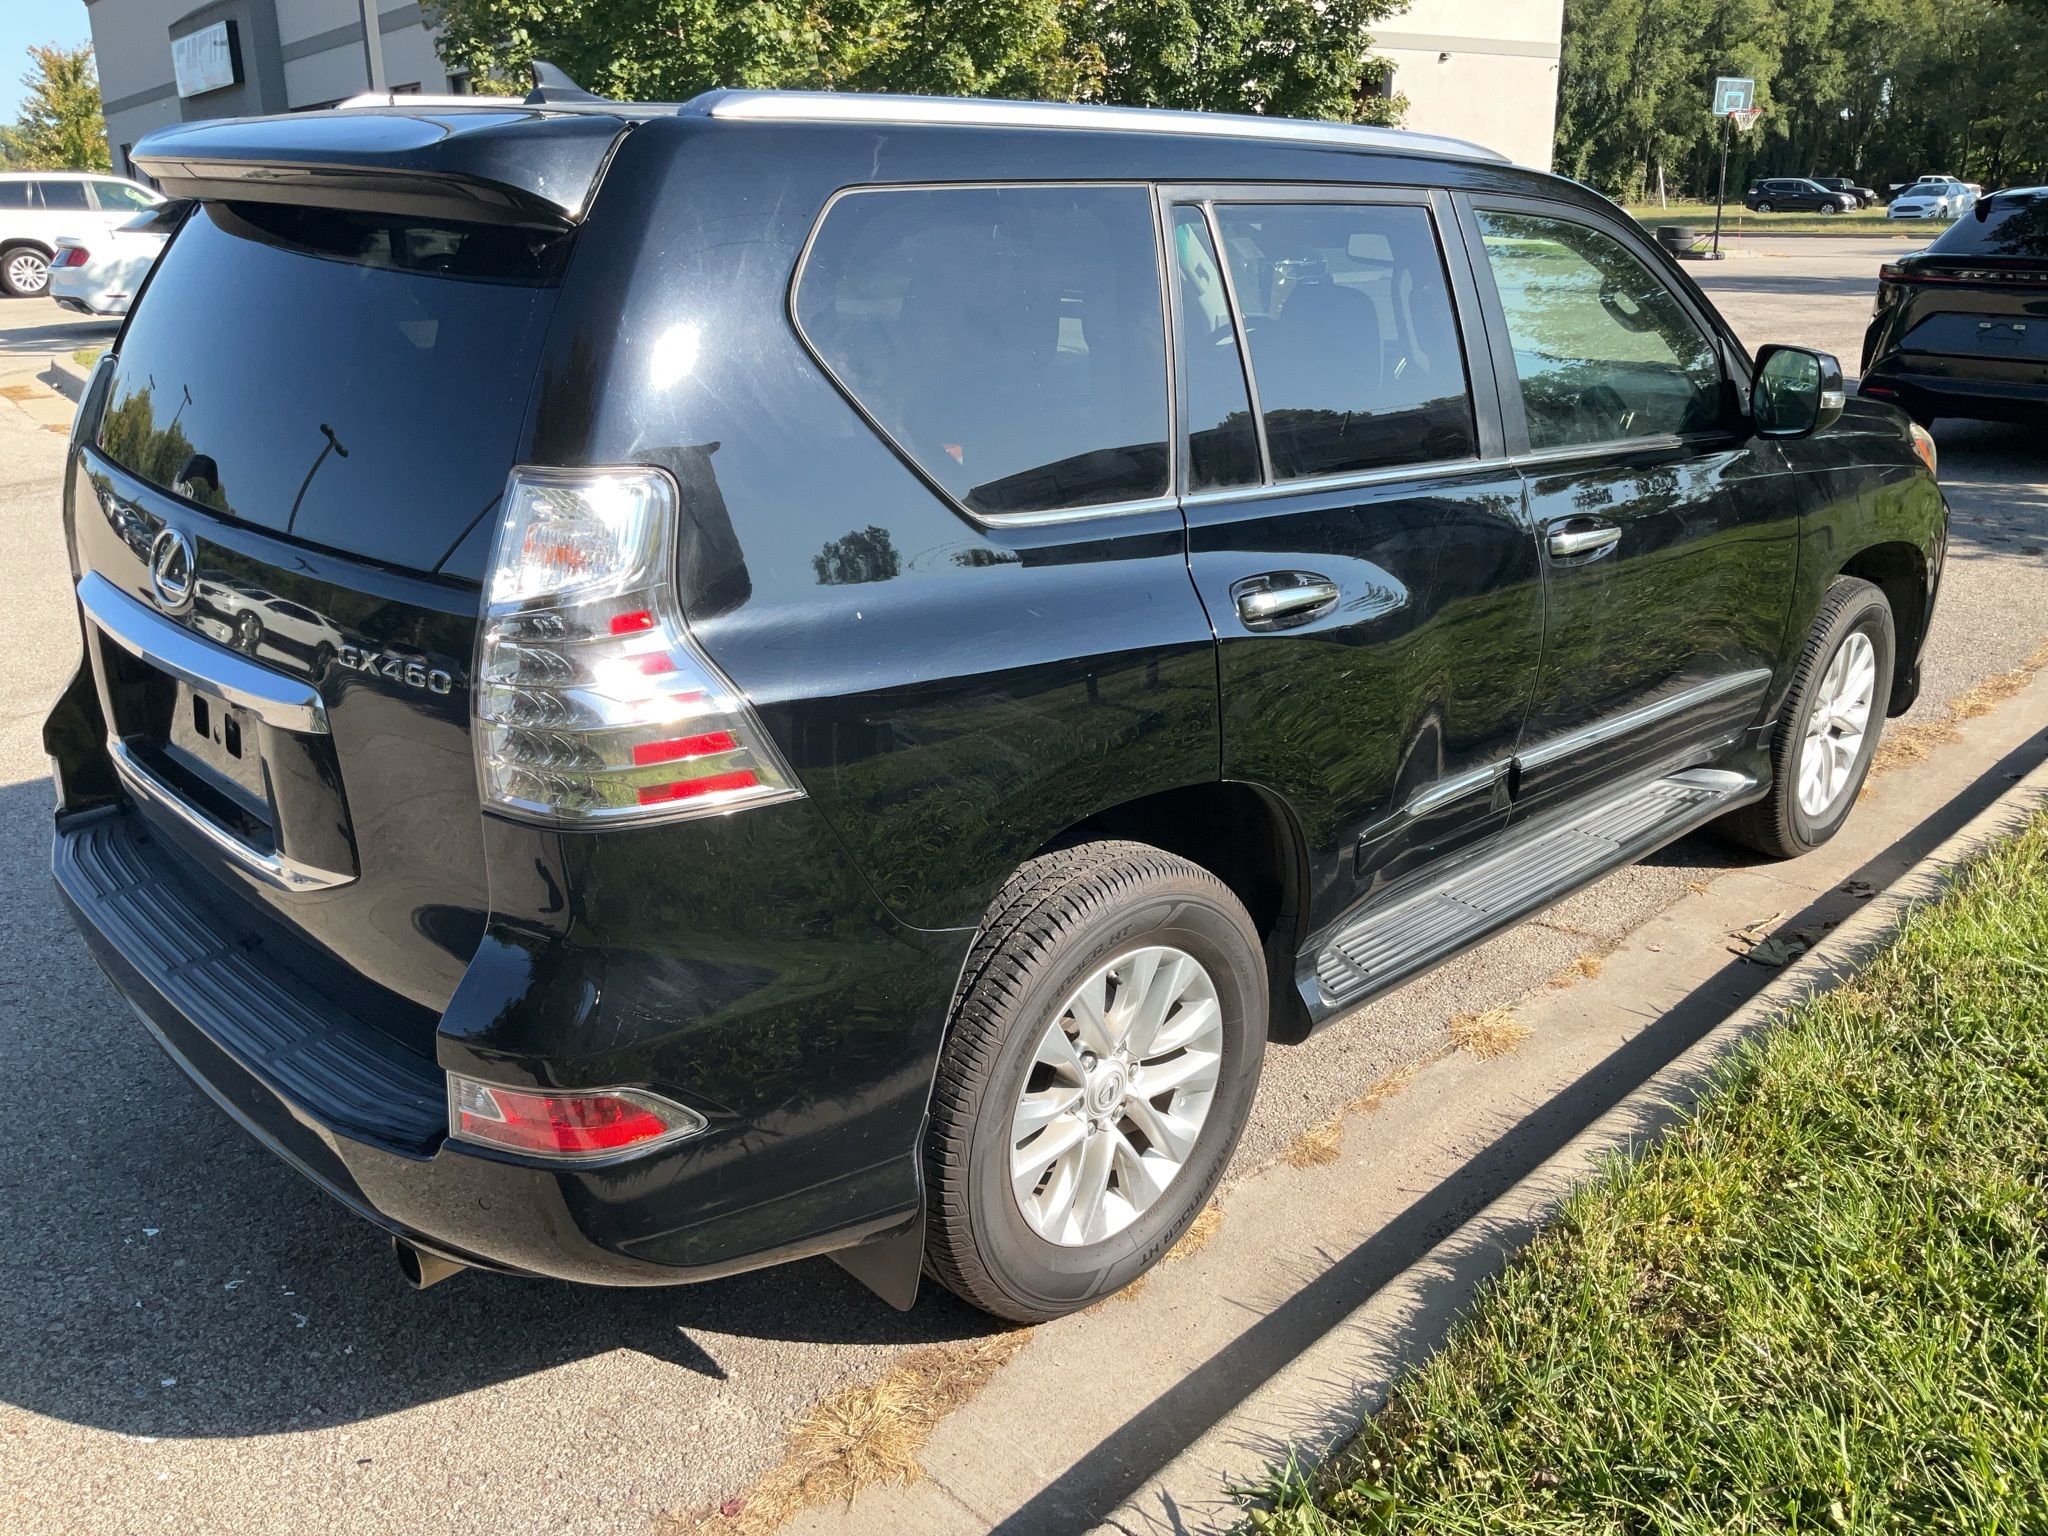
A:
[
  {"xmin": 1159, "ymin": 181, "xmax": 1504, "ymax": 499},
  {"xmin": 786, "ymin": 178, "xmax": 1180, "ymax": 530},
  {"xmin": 1460, "ymin": 191, "xmax": 1735, "ymax": 459}
]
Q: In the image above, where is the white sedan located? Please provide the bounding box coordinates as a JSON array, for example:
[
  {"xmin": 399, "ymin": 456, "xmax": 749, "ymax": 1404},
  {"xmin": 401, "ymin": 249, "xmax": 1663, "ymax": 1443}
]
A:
[
  {"xmin": 1889, "ymin": 181, "xmax": 1978, "ymax": 220},
  {"xmin": 48, "ymin": 210, "xmax": 171, "ymax": 317}
]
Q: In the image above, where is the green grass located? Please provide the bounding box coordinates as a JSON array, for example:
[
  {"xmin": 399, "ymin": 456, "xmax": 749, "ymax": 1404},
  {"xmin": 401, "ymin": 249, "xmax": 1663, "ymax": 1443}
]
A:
[
  {"xmin": 1259, "ymin": 809, "xmax": 2048, "ymax": 1534},
  {"xmin": 71, "ymin": 345, "xmax": 105, "ymax": 369},
  {"xmin": 1621, "ymin": 200, "xmax": 1947, "ymax": 240}
]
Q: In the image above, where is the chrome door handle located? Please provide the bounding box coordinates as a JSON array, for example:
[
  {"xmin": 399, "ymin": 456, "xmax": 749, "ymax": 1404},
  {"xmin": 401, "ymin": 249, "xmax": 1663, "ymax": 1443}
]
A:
[
  {"xmin": 1546, "ymin": 521, "xmax": 1622, "ymax": 561},
  {"xmin": 1232, "ymin": 574, "xmax": 1341, "ymax": 629}
]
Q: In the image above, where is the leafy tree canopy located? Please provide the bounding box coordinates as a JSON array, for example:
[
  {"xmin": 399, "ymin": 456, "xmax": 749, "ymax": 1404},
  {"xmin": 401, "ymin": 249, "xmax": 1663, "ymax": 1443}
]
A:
[
  {"xmin": 4, "ymin": 43, "xmax": 110, "ymax": 173},
  {"xmin": 1557, "ymin": 0, "xmax": 2048, "ymax": 200},
  {"xmin": 421, "ymin": 0, "xmax": 1406, "ymax": 124}
]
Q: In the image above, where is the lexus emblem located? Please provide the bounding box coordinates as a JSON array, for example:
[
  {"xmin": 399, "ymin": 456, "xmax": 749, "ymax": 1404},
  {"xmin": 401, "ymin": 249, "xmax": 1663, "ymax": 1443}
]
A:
[{"xmin": 147, "ymin": 526, "xmax": 196, "ymax": 613}]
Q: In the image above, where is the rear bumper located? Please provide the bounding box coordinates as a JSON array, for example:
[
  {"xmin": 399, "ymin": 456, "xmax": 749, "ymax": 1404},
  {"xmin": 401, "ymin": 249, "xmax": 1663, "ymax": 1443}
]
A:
[
  {"xmin": 1861, "ymin": 367, "xmax": 2048, "ymax": 423},
  {"xmin": 54, "ymin": 804, "xmax": 937, "ymax": 1286}
]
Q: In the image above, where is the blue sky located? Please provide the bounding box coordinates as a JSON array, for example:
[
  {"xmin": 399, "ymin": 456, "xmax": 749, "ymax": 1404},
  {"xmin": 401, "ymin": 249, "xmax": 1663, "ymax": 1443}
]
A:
[{"xmin": 3, "ymin": 1, "xmax": 93, "ymax": 124}]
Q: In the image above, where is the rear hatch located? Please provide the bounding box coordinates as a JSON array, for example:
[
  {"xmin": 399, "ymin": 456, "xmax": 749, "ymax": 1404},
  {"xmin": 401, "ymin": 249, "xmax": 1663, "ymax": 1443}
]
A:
[
  {"xmin": 69, "ymin": 107, "xmax": 629, "ymax": 1026},
  {"xmin": 1887, "ymin": 194, "xmax": 2048, "ymax": 373}
]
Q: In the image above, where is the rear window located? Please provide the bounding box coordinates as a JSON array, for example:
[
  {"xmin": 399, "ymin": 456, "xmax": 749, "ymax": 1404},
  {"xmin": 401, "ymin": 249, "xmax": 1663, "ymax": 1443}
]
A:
[
  {"xmin": 1932, "ymin": 196, "xmax": 2048, "ymax": 259},
  {"xmin": 96, "ymin": 202, "xmax": 566, "ymax": 572},
  {"xmin": 794, "ymin": 185, "xmax": 1170, "ymax": 518}
]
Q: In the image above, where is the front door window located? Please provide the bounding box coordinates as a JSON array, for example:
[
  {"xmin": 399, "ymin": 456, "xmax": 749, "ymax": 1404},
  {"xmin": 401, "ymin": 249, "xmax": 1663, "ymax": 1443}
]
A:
[{"xmin": 1476, "ymin": 211, "xmax": 1722, "ymax": 449}]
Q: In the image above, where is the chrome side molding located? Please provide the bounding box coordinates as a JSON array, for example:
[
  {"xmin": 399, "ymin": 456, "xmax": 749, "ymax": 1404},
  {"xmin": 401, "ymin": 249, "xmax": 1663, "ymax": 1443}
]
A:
[
  {"xmin": 76, "ymin": 571, "xmax": 330, "ymax": 736},
  {"xmin": 1514, "ymin": 669, "xmax": 1772, "ymax": 773}
]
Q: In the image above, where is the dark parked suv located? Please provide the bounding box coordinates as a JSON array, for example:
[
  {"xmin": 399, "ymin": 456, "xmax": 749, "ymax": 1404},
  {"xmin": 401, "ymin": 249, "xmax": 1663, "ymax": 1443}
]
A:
[
  {"xmin": 1746, "ymin": 178, "xmax": 1857, "ymax": 214},
  {"xmin": 46, "ymin": 83, "xmax": 1947, "ymax": 1322}
]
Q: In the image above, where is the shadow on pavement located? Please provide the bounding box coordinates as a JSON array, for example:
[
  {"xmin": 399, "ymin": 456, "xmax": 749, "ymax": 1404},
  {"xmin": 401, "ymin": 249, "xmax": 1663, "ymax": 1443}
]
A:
[{"xmin": 0, "ymin": 775, "xmax": 997, "ymax": 1441}]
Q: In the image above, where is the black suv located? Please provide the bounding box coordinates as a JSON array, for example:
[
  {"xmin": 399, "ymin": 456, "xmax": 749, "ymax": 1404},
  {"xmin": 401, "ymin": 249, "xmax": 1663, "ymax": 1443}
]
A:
[
  {"xmin": 1747, "ymin": 178, "xmax": 1857, "ymax": 214},
  {"xmin": 47, "ymin": 85, "xmax": 1947, "ymax": 1322}
]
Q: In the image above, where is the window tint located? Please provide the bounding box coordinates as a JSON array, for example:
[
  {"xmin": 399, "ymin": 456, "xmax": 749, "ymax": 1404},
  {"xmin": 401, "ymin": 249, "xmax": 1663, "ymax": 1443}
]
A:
[
  {"xmin": 37, "ymin": 180, "xmax": 89, "ymax": 210},
  {"xmin": 1171, "ymin": 207, "xmax": 1259, "ymax": 491},
  {"xmin": 1477, "ymin": 211, "xmax": 1722, "ymax": 449},
  {"xmin": 98, "ymin": 203, "xmax": 564, "ymax": 571},
  {"xmin": 1932, "ymin": 195, "xmax": 2048, "ymax": 259},
  {"xmin": 94, "ymin": 182, "xmax": 155, "ymax": 213},
  {"xmin": 0, "ymin": 183, "xmax": 26, "ymax": 210},
  {"xmin": 795, "ymin": 185, "xmax": 1169, "ymax": 517},
  {"xmin": 1212, "ymin": 202, "xmax": 1476, "ymax": 480}
]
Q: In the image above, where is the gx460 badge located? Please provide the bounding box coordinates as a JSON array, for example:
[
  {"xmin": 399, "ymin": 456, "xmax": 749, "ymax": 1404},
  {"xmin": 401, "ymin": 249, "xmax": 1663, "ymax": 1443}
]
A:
[{"xmin": 337, "ymin": 644, "xmax": 454, "ymax": 695}]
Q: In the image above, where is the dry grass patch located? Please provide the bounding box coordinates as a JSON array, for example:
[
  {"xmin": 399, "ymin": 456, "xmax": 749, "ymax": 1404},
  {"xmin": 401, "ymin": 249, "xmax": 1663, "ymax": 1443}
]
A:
[
  {"xmin": 684, "ymin": 1331, "xmax": 1032, "ymax": 1535},
  {"xmin": 1167, "ymin": 1200, "xmax": 1224, "ymax": 1262},
  {"xmin": 1286, "ymin": 1118, "xmax": 1345, "ymax": 1168},
  {"xmin": 1870, "ymin": 638, "xmax": 2048, "ymax": 777},
  {"xmin": 1346, "ymin": 1063, "xmax": 1419, "ymax": 1118},
  {"xmin": 1449, "ymin": 1007, "xmax": 1532, "ymax": 1061},
  {"xmin": 1549, "ymin": 953, "xmax": 1605, "ymax": 988}
]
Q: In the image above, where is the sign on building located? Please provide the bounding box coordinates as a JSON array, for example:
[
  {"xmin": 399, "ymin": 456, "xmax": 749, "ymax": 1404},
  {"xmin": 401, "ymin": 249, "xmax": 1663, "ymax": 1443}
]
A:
[
  {"xmin": 1712, "ymin": 77, "xmax": 1756, "ymax": 116},
  {"xmin": 172, "ymin": 20, "xmax": 243, "ymax": 99}
]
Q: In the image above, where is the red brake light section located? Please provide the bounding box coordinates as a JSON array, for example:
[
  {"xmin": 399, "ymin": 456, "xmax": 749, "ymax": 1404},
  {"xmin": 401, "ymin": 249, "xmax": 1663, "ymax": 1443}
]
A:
[
  {"xmin": 449, "ymin": 1075, "xmax": 707, "ymax": 1160},
  {"xmin": 55, "ymin": 247, "xmax": 90, "ymax": 268}
]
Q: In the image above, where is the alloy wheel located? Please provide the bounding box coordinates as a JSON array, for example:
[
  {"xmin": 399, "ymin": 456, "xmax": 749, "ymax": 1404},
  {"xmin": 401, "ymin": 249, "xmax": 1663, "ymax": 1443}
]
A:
[
  {"xmin": 1008, "ymin": 945, "xmax": 1222, "ymax": 1246},
  {"xmin": 1798, "ymin": 630, "xmax": 1877, "ymax": 817},
  {"xmin": 5, "ymin": 249, "xmax": 49, "ymax": 296}
]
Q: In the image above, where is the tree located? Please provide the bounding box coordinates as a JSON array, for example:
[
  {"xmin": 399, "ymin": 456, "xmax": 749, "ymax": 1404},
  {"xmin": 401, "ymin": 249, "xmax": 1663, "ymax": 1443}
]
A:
[
  {"xmin": 7, "ymin": 43, "xmax": 109, "ymax": 173},
  {"xmin": 421, "ymin": 0, "xmax": 1407, "ymax": 123},
  {"xmin": 1557, "ymin": 0, "xmax": 2048, "ymax": 198}
]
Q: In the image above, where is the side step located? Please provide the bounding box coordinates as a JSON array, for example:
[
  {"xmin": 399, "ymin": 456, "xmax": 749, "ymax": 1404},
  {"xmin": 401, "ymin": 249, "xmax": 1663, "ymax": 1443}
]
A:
[{"xmin": 1310, "ymin": 767, "xmax": 1757, "ymax": 1013}]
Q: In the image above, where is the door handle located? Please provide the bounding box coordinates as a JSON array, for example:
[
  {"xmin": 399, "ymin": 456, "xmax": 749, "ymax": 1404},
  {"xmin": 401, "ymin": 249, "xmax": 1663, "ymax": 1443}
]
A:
[
  {"xmin": 1546, "ymin": 520, "xmax": 1622, "ymax": 561},
  {"xmin": 1232, "ymin": 573, "xmax": 1341, "ymax": 630}
]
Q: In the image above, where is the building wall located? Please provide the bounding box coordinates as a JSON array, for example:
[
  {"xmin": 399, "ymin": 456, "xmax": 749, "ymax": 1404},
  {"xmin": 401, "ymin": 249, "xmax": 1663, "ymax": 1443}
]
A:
[
  {"xmin": 87, "ymin": 0, "xmax": 456, "ymax": 176},
  {"xmin": 1373, "ymin": 0, "xmax": 1565, "ymax": 170}
]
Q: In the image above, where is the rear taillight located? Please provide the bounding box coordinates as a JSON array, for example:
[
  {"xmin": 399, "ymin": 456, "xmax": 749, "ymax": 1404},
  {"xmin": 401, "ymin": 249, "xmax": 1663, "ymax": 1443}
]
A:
[
  {"xmin": 54, "ymin": 246, "xmax": 90, "ymax": 267},
  {"xmin": 475, "ymin": 466, "xmax": 802, "ymax": 824},
  {"xmin": 448, "ymin": 1073, "xmax": 707, "ymax": 1161}
]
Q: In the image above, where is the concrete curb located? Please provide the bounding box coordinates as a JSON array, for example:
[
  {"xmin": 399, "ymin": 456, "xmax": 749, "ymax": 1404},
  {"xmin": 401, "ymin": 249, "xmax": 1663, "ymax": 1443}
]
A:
[
  {"xmin": 1091, "ymin": 753, "xmax": 2048, "ymax": 1536},
  {"xmin": 45, "ymin": 353, "xmax": 92, "ymax": 403}
]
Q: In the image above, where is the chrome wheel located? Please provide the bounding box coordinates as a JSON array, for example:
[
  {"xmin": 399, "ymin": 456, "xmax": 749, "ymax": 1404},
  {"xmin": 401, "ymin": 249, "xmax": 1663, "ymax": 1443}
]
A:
[
  {"xmin": 5, "ymin": 249, "xmax": 49, "ymax": 297},
  {"xmin": 1798, "ymin": 630, "xmax": 1876, "ymax": 817},
  {"xmin": 1009, "ymin": 945, "xmax": 1222, "ymax": 1246}
]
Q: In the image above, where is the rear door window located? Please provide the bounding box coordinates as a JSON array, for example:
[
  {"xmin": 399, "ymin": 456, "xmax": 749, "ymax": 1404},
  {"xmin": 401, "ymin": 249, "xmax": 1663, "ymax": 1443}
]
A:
[
  {"xmin": 93, "ymin": 182, "xmax": 156, "ymax": 213},
  {"xmin": 37, "ymin": 180, "xmax": 89, "ymax": 210},
  {"xmin": 97, "ymin": 201, "xmax": 565, "ymax": 572},
  {"xmin": 793, "ymin": 184, "xmax": 1169, "ymax": 518},
  {"xmin": 1476, "ymin": 210, "xmax": 1722, "ymax": 449},
  {"xmin": 1210, "ymin": 201, "xmax": 1477, "ymax": 480}
]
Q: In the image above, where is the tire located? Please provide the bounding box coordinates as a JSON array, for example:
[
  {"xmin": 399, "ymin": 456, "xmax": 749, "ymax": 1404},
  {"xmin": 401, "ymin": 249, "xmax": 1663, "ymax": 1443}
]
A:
[
  {"xmin": 1756, "ymin": 201, "xmax": 1775, "ymax": 213},
  {"xmin": 1, "ymin": 246, "xmax": 50, "ymax": 298},
  {"xmin": 1817, "ymin": 202, "xmax": 1838, "ymax": 216},
  {"xmin": 924, "ymin": 841, "xmax": 1267, "ymax": 1322},
  {"xmin": 1722, "ymin": 577, "xmax": 1895, "ymax": 859}
]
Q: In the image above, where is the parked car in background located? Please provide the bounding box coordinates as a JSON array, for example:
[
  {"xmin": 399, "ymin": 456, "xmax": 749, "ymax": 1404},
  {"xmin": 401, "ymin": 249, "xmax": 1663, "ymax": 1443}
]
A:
[
  {"xmin": 1889, "ymin": 181, "xmax": 1978, "ymax": 220},
  {"xmin": 1863, "ymin": 187, "xmax": 2048, "ymax": 425},
  {"xmin": 48, "ymin": 84, "xmax": 1947, "ymax": 1322},
  {"xmin": 1746, "ymin": 178, "xmax": 1857, "ymax": 214},
  {"xmin": 1814, "ymin": 176, "xmax": 1878, "ymax": 208},
  {"xmin": 0, "ymin": 172, "xmax": 161, "ymax": 298},
  {"xmin": 49, "ymin": 201, "xmax": 185, "ymax": 317}
]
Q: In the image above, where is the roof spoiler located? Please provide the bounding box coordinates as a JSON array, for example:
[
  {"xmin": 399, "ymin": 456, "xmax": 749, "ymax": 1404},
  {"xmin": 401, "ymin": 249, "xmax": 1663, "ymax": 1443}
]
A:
[{"xmin": 130, "ymin": 78, "xmax": 628, "ymax": 229}]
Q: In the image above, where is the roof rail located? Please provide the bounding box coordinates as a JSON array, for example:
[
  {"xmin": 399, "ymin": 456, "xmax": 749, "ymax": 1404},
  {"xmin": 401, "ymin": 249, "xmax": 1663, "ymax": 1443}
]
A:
[{"xmin": 690, "ymin": 90, "xmax": 1510, "ymax": 164}]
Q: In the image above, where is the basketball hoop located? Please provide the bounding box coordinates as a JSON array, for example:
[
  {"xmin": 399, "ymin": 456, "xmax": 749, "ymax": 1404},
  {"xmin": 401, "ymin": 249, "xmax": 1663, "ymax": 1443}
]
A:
[{"xmin": 1729, "ymin": 107, "xmax": 1762, "ymax": 133}]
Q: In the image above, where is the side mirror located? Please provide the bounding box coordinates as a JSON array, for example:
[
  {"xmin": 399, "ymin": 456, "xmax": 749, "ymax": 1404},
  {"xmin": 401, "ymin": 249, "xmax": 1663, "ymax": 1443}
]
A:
[{"xmin": 1752, "ymin": 344, "xmax": 1846, "ymax": 437}]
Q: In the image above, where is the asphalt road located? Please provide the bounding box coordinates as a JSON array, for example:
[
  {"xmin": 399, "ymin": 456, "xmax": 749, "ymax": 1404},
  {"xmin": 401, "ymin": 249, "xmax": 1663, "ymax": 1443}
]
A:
[{"xmin": 2, "ymin": 235, "xmax": 2044, "ymax": 1536}]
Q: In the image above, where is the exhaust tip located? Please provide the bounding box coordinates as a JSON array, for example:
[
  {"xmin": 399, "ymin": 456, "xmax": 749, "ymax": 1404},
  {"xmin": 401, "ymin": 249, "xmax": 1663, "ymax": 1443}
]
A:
[{"xmin": 393, "ymin": 1235, "xmax": 469, "ymax": 1291}]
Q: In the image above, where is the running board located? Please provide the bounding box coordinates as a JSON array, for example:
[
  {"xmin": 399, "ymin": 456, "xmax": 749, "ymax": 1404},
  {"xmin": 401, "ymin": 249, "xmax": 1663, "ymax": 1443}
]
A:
[{"xmin": 1308, "ymin": 767, "xmax": 1758, "ymax": 1014}]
